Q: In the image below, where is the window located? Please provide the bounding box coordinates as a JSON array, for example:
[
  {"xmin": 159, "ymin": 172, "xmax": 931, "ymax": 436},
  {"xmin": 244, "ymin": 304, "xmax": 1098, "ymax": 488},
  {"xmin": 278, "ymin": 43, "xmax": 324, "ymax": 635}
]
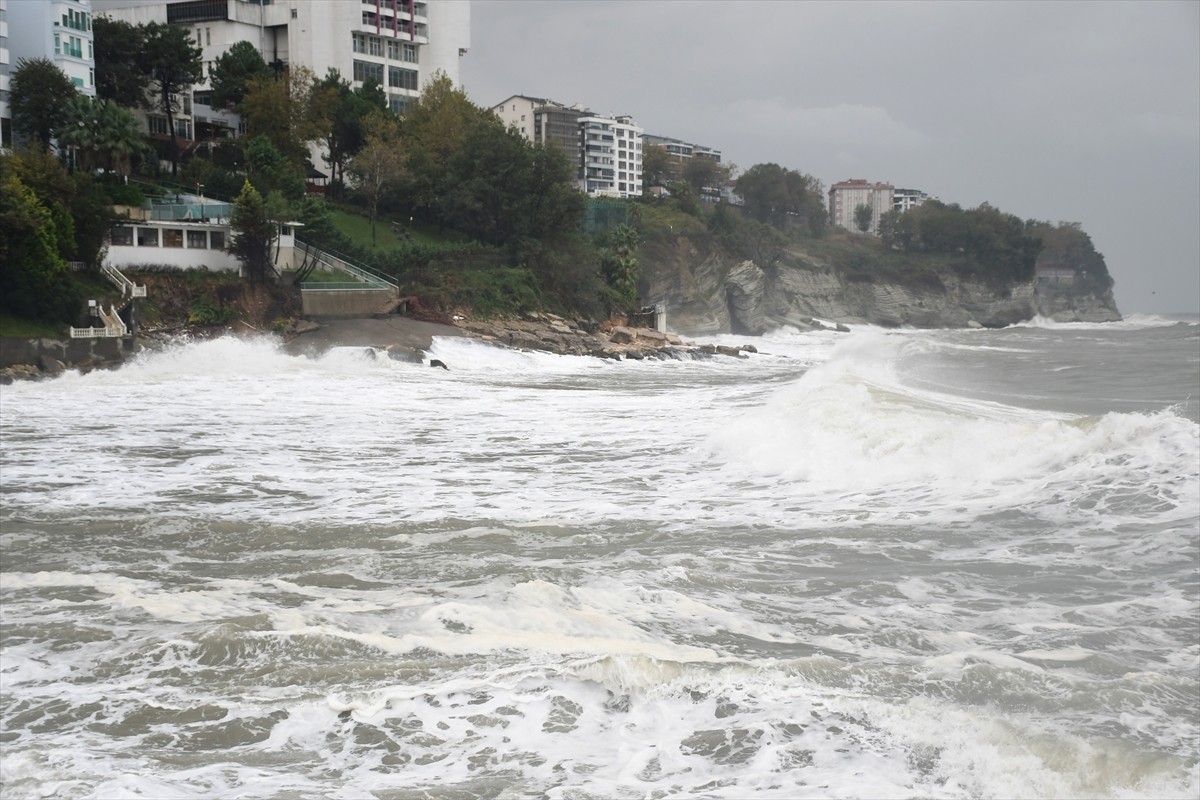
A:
[
  {"xmin": 163, "ymin": 229, "xmax": 184, "ymax": 248},
  {"xmin": 111, "ymin": 227, "xmax": 134, "ymax": 247},
  {"xmin": 369, "ymin": 37, "xmax": 383, "ymax": 57},
  {"xmin": 352, "ymin": 33, "xmax": 368, "ymax": 54},
  {"xmin": 54, "ymin": 34, "xmax": 60, "ymax": 55},
  {"xmin": 402, "ymin": 42, "xmax": 418, "ymax": 63},
  {"xmin": 206, "ymin": 28, "xmax": 211, "ymax": 46},
  {"xmin": 148, "ymin": 116, "xmax": 169, "ymax": 136},
  {"xmin": 353, "ymin": 60, "xmax": 384, "ymax": 84},
  {"xmin": 388, "ymin": 94, "xmax": 410, "ymax": 115},
  {"xmin": 174, "ymin": 119, "xmax": 192, "ymax": 139},
  {"xmin": 209, "ymin": 231, "xmax": 225, "ymax": 250},
  {"xmin": 388, "ymin": 66, "xmax": 417, "ymax": 91},
  {"xmin": 187, "ymin": 230, "xmax": 208, "ymax": 248},
  {"xmin": 89, "ymin": 68, "xmax": 94, "ymax": 87},
  {"xmin": 291, "ymin": 7, "xmax": 298, "ymax": 18},
  {"xmin": 387, "ymin": 39, "xmax": 400, "ymax": 60},
  {"xmin": 136, "ymin": 228, "xmax": 159, "ymax": 247}
]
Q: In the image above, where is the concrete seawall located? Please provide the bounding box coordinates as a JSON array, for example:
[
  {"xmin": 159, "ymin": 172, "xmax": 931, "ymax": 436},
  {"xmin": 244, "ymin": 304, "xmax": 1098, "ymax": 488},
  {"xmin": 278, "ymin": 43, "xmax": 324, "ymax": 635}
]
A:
[{"xmin": 1, "ymin": 335, "xmax": 136, "ymax": 372}]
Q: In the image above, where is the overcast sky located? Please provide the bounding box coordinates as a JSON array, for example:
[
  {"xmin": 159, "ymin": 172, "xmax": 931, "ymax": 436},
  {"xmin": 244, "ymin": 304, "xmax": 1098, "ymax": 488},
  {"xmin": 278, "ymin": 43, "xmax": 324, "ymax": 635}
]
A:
[{"xmin": 460, "ymin": 0, "xmax": 1199, "ymax": 315}]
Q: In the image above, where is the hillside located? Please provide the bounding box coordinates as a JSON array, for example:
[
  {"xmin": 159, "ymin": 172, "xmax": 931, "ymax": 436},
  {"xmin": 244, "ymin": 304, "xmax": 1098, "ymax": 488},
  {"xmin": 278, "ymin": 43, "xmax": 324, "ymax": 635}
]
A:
[{"xmin": 631, "ymin": 202, "xmax": 1120, "ymax": 334}]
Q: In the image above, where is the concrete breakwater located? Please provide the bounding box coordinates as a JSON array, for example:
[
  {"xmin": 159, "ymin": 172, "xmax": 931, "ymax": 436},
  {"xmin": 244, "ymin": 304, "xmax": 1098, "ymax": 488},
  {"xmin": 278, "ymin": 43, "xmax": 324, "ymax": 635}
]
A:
[{"xmin": 0, "ymin": 335, "xmax": 137, "ymax": 384}]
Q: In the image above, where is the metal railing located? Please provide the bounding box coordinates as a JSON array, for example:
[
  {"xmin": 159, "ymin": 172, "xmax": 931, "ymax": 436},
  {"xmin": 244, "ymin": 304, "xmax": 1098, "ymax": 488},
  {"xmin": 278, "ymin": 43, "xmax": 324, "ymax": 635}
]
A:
[{"xmin": 295, "ymin": 238, "xmax": 397, "ymax": 291}]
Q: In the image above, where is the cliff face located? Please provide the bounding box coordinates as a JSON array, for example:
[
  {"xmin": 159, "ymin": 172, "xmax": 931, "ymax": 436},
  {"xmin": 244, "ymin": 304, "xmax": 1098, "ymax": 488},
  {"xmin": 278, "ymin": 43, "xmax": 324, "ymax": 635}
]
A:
[{"xmin": 640, "ymin": 235, "xmax": 1121, "ymax": 336}]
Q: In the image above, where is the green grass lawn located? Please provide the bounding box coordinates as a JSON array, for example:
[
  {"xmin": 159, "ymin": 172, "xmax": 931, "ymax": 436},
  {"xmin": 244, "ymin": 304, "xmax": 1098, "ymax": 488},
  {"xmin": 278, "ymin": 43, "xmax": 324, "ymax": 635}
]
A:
[
  {"xmin": 0, "ymin": 313, "xmax": 68, "ymax": 338},
  {"xmin": 329, "ymin": 207, "xmax": 470, "ymax": 252}
]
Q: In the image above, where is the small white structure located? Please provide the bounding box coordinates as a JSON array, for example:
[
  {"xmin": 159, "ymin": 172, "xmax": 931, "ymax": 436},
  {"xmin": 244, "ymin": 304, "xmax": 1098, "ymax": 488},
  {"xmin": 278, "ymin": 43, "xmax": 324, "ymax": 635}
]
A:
[{"xmin": 106, "ymin": 217, "xmax": 302, "ymax": 277}]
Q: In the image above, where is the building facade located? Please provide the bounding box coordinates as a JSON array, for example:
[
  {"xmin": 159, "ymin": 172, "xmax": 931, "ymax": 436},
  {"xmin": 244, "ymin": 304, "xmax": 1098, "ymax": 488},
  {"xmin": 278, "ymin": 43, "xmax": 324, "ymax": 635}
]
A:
[
  {"xmin": 0, "ymin": 0, "xmax": 10, "ymax": 149},
  {"xmin": 493, "ymin": 94, "xmax": 643, "ymax": 198},
  {"xmin": 829, "ymin": 179, "xmax": 894, "ymax": 235},
  {"xmin": 7, "ymin": 0, "xmax": 97, "ymax": 101},
  {"xmin": 893, "ymin": 187, "xmax": 931, "ymax": 213},
  {"xmin": 579, "ymin": 113, "xmax": 641, "ymax": 198},
  {"xmin": 99, "ymin": 0, "xmax": 470, "ymax": 165}
]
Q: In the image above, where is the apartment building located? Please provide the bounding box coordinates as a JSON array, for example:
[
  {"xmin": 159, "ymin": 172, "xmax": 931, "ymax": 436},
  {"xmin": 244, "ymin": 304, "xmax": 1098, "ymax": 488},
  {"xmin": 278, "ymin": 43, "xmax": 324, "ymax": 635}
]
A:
[
  {"xmin": 493, "ymin": 94, "xmax": 643, "ymax": 198},
  {"xmin": 0, "ymin": 0, "xmax": 9, "ymax": 149},
  {"xmin": 641, "ymin": 133, "xmax": 724, "ymax": 199},
  {"xmin": 491, "ymin": 94, "xmax": 586, "ymax": 172},
  {"xmin": 99, "ymin": 0, "xmax": 469, "ymax": 157},
  {"xmin": 893, "ymin": 187, "xmax": 931, "ymax": 213},
  {"xmin": 829, "ymin": 179, "xmax": 894, "ymax": 235},
  {"xmin": 579, "ymin": 113, "xmax": 641, "ymax": 198}
]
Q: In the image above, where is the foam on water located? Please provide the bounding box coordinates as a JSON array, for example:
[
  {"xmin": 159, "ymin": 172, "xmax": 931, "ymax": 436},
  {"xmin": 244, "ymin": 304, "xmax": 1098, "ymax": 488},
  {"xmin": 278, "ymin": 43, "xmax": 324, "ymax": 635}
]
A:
[{"xmin": 2, "ymin": 325, "xmax": 1197, "ymax": 798}]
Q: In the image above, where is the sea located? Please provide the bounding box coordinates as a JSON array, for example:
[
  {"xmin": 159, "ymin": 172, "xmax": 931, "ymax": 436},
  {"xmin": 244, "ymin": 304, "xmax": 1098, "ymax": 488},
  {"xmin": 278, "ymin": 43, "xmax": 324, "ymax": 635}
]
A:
[{"xmin": 1, "ymin": 315, "xmax": 1197, "ymax": 800}]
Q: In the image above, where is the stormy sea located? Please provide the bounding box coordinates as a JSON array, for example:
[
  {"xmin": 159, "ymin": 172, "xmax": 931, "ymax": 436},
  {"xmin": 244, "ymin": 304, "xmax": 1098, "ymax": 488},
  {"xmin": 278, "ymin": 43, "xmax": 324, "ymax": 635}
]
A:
[{"xmin": 1, "ymin": 315, "xmax": 1197, "ymax": 799}]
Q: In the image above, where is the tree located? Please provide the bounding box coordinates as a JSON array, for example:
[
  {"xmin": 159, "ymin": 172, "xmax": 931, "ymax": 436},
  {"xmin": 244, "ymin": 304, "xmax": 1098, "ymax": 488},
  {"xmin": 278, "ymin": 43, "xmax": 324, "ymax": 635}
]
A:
[
  {"xmin": 244, "ymin": 134, "xmax": 305, "ymax": 202},
  {"xmin": 58, "ymin": 95, "xmax": 148, "ymax": 176},
  {"xmin": 640, "ymin": 144, "xmax": 672, "ymax": 191},
  {"xmin": 734, "ymin": 162, "xmax": 827, "ymax": 236},
  {"xmin": 241, "ymin": 66, "xmax": 322, "ymax": 170},
  {"xmin": 138, "ymin": 22, "xmax": 203, "ymax": 176},
  {"xmin": 93, "ymin": 17, "xmax": 146, "ymax": 109},
  {"xmin": 313, "ymin": 69, "xmax": 386, "ymax": 199},
  {"xmin": 854, "ymin": 203, "xmax": 873, "ymax": 234},
  {"xmin": 10, "ymin": 58, "xmax": 76, "ymax": 150},
  {"xmin": 399, "ymin": 72, "xmax": 481, "ymax": 219},
  {"xmin": 228, "ymin": 180, "xmax": 275, "ymax": 283},
  {"xmin": 348, "ymin": 113, "xmax": 405, "ymax": 246},
  {"xmin": 599, "ymin": 223, "xmax": 640, "ymax": 310},
  {"xmin": 682, "ymin": 156, "xmax": 728, "ymax": 199},
  {"xmin": 0, "ymin": 157, "xmax": 80, "ymax": 323},
  {"xmin": 209, "ymin": 41, "xmax": 272, "ymax": 111}
]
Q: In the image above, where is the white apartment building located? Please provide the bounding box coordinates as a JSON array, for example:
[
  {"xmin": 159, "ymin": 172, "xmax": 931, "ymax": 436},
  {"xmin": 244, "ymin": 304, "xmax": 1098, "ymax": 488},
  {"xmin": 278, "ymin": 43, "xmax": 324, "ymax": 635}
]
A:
[
  {"xmin": 893, "ymin": 187, "xmax": 932, "ymax": 213},
  {"xmin": 99, "ymin": 0, "xmax": 469, "ymax": 163},
  {"xmin": 6, "ymin": 0, "xmax": 97, "ymax": 110},
  {"xmin": 493, "ymin": 94, "xmax": 643, "ymax": 198},
  {"xmin": 580, "ymin": 113, "xmax": 641, "ymax": 198},
  {"xmin": 1, "ymin": 0, "xmax": 10, "ymax": 149},
  {"xmin": 829, "ymin": 179, "xmax": 894, "ymax": 235}
]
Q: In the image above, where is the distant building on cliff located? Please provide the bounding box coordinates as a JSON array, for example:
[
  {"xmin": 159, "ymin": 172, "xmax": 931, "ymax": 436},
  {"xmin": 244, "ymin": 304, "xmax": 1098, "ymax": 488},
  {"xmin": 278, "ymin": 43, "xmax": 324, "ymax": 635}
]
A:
[
  {"xmin": 892, "ymin": 187, "xmax": 933, "ymax": 213},
  {"xmin": 641, "ymin": 133, "xmax": 725, "ymax": 200},
  {"xmin": 491, "ymin": 93, "xmax": 644, "ymax": 199},
  {"xmin": 829, "ymin": 179, "xmax": 895, "ymax": 235}
]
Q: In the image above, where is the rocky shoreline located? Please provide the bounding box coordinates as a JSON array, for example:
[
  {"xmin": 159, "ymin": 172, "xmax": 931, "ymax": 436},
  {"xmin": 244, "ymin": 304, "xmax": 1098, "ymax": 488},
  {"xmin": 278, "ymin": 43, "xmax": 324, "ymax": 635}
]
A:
[{"xmin": 0, "ymin": 311, "xmax": 771, "ymax": 383}]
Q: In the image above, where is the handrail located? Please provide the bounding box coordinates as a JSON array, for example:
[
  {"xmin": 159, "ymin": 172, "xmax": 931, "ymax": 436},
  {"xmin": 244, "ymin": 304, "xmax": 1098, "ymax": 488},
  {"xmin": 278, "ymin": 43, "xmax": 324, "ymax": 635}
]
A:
[
  {"xmin": 296, "ymin": 236, "xmax": 398, "ymax": 289},
  {"xmin": 101, "ymin": 264, "xmax": 148, "ymax": 298}
]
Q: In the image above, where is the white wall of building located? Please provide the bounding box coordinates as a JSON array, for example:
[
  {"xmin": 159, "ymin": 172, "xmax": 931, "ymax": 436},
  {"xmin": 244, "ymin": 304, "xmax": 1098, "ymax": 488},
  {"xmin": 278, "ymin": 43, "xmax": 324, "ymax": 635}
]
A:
[
  {"xmin": 1, "ymin": 0, "xmax": 10, "ymax": 149},
  {"xmin": 580, "ymin": 113, "xmax": 642, "ymax": 198},
  {"xmin": 829, "ymin": 180, "xmax": 894, "ymax": 235},
  {"xmin": 7, "ymin": 0, "xmax": 96, "ymax": 99},
  {"xmin": 107, "ymin": 222, "xmax": 241, "ymax": 272}
]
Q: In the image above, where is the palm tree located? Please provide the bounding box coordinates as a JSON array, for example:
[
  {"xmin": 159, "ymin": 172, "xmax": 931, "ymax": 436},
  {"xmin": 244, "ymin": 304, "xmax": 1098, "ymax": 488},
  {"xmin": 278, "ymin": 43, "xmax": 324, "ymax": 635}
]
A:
[{"xmin": 57, "ymin": 96, "xmax": 148, "ymax": 176}]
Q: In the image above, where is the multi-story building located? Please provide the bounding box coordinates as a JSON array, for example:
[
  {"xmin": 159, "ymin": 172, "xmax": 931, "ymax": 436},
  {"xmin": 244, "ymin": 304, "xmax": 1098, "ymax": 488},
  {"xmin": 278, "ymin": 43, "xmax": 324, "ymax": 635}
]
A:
[
  {"xmin": 829, "ymin": 179, "xmax": 894, "ymax": 235},
  {"xmin": 491, "ymin": 94, "xmax": 586, "ymax": 172},
  {"xmin": 893, "ymin": 187, "xmax": 931, "ymax": 213},
  {"xmin": 642, "ymin": 133, "xmax": 723, "ymax": 199},
  {"xmin": 493, "ymin": 94, "xmax": 643, "ymax": 198},
  {"xmin": 99, "ymin": 0, "xmax": 469, "ymax": 164},
  {"xmin": 0, "ymin": 0, "xmax": 10, "ymax": 149},
  {"xmin": 5, "ymin": 0, "xmax": 97, "ymax": 131},
  {"xmin": 580, "ymin": 112, "xmax": 641, "ymax": 198}
]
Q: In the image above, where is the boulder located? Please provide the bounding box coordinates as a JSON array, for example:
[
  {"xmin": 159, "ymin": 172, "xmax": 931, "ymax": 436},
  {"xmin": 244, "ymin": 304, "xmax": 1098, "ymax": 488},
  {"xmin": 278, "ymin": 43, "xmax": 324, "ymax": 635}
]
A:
[
  {"xmin": 37, "ymin": 355, "xmax": 66, "ymax": 375},
  {"xmin": 609, "ymin": 326, "xmax": 637, "ymax": 345}
]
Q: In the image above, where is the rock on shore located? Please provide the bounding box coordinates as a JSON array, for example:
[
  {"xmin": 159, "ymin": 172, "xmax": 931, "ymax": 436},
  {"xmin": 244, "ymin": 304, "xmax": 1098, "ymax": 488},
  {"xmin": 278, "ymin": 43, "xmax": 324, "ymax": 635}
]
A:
[{"xmin": 453, "ymin": 312, "xmax": 760, "ymax": 361}]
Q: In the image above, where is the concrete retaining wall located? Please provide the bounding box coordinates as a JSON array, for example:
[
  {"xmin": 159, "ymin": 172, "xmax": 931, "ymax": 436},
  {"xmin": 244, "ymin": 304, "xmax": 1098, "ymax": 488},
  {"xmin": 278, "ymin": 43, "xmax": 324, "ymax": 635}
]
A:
[
  {"xmin": 0, "ymin": 335, "xmax": 135, "ymax": 369},
  {"xmin": 301, "ymin": 288, "xmax": 397, "ymax": 318}
]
